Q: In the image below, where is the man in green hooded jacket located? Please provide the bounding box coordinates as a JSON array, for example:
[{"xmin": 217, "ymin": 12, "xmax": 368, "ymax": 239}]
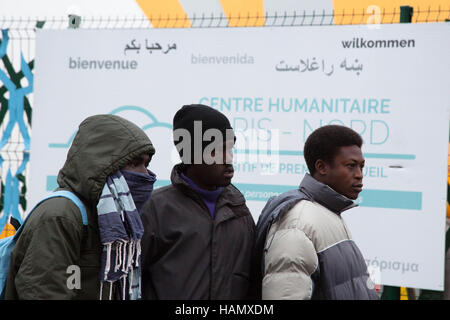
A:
[{"xmin": 5, "ymin": 114, "xmax": 155, "ymax": 299}]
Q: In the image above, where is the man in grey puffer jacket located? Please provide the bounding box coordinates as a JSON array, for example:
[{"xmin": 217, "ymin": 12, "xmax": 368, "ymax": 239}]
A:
[{"xmin": 259, "ymin": 125, "xmax": 379, "ymax": 300}]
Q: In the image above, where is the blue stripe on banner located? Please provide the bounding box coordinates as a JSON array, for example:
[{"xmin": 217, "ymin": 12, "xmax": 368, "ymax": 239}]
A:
[
  {"xmin": 358, "ymin": 189, "xmax": 422, "ymax": 210},
  {"xmin": 46, "ymin": 175, "xmax": 58, "ymax": 191},
  {"xmin": 234, "ymin": 183, "xmax": 422, "ymax": 210},
  {"xmin": 233, "ymin": 149, "xmax": 415, "ymax": 160},
  {"xmin": 46, "ymin": 177, "xmax": 422, "ymax": 210},
  {"xmin": 362, "ymin": 153, "xmax": 416, "ymax": 160},
  {"xmin": 154, "ymin": 180, "xmax": 171, "ymax": 189},
  {"xmin": 233, "ymin": 183, "xmax": 292, "ymax": 201}
]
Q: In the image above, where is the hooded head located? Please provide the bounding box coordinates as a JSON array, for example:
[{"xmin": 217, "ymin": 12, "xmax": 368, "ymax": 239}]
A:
[{"xmin": 57, "ymin": 114, "xmax": 155, "ymax": 203}]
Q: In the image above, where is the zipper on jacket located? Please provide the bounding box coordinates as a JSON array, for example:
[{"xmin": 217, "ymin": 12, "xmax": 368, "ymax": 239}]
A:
[{"xmin": 209, "ymin": 220, "xmax": 214, "ymax": 299}]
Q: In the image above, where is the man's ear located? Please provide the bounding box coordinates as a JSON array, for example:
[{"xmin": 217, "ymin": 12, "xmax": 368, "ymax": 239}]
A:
[{"xmin": 315, "ymin": 159, "xmax": 329, "ymax": 176}]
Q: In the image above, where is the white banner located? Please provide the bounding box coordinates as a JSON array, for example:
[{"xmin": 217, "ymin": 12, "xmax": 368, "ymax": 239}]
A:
[{"xmin": 32, "ymin": 23, "xmax": 450, "ymax": 290}]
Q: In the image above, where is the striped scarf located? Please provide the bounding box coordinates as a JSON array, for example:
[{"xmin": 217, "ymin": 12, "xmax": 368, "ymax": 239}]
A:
[{"xmin": 96, "ymin": 170, "xmax": 144, "ymax": 300}]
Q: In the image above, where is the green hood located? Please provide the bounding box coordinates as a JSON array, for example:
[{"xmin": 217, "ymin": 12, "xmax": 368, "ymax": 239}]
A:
[{"xmin": 57, "ymin": 114, "xmax": 155, "ymax": 203}]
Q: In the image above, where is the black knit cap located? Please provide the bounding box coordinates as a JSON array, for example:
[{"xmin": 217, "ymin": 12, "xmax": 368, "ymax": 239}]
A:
[{"xmin": 173, "ymin": 104, "xmax": 234, "ymax": 164}]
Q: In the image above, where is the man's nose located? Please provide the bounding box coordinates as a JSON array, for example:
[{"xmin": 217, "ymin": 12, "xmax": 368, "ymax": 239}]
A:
[
  {"xmin": 225, "ymin": 148, "xmax": 233, "ymax": 164},
  {"xmin": 355, "ymin": 166, "xmax": 363, "ymax": 179}
]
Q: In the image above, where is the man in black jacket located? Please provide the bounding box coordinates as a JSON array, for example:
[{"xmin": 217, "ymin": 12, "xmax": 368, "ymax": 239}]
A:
[{"xmin": 141, "ymin": 104, "xmax": 256, "ymax": 300}]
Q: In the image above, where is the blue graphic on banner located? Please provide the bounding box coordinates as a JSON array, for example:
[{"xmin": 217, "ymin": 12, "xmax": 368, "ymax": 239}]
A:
[
  {"xmin": 0, "ymin": 31, "xmax": 32, "ymax": 151},
  {"xmin": 234, "ymin": 149, "xmax": 415, "ymax": 160},
  {"xmin": 0, "ymin": 29, "xmax": 34, "ymax": 235},
  {"xmin": 233, "ymin": 182, "xmax": 422, "ymax": 210},
  {"xmin": 47, "ymin": 175, "xmax": 422, "ymax": 211}
]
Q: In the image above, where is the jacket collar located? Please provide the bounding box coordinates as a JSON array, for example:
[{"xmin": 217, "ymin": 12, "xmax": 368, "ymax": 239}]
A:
[{"xmin": 299, "ymin": 173, "xmax": 357, "ymax": 214}]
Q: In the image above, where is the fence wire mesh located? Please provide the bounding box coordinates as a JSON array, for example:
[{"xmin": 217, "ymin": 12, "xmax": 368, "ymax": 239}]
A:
[{"xmin": 0, "ymin": 6, "xmax": 449, "ymax": 30}]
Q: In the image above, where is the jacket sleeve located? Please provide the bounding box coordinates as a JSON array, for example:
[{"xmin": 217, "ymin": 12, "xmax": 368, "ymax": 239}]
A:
[
  {"xmin": 14, "ymin": 215, "xmax": 83, "ymax": 300},
  {"xmin": 262, "ymin": 225, "xmax": 318, "ymax": 300},
  {"xmin": 140, "ymin": 198, "xmax": 160, "ymax": 300}
]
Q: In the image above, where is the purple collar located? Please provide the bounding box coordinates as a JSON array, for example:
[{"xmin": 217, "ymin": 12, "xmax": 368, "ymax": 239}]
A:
[{"xmin": 181, "ymin": 173, "xmax": 223, "ymax": 218}]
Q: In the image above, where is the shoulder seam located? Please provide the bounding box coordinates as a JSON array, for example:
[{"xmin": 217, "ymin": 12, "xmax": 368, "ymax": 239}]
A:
[
  {"xmin": 316, "ymin": 238, "xmax": 353, "ymax": 254},
  {"xmin": 28, "ymin": 199, "xmax": 84, "ymax": 225}
]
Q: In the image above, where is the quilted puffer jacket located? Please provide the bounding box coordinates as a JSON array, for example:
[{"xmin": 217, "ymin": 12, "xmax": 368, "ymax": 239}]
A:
[{"xmin": 261, "ymin": 174, "xmax": 379, "ymax": 300}]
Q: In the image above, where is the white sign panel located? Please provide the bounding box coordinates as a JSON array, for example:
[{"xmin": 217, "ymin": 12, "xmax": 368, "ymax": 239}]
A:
[{"xmin": 32, "ymin": 23, "xmax": 450, "ymax": 290}]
